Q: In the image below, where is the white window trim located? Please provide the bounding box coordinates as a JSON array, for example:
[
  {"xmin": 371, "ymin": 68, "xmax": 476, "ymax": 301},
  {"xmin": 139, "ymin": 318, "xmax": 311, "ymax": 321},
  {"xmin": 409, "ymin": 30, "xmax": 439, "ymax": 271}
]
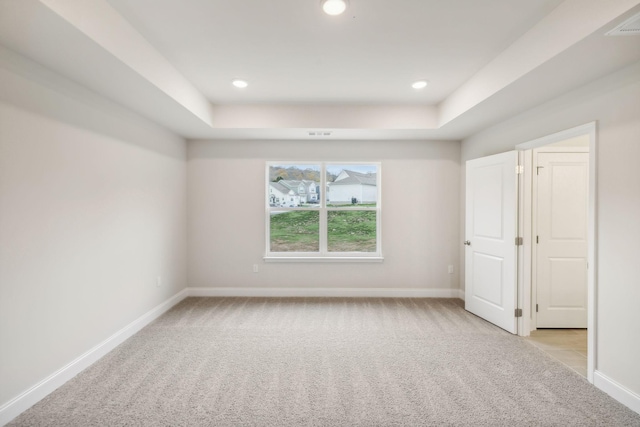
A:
[{"xmin": 264, "ymin": 161, "xmax": 383, "ymax": 262}]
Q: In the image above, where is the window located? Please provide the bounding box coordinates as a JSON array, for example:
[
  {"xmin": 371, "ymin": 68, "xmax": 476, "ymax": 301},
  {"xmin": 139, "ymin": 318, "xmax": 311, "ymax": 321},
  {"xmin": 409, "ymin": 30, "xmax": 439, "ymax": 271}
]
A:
[{"xmin": 266, "ymin": 162, "xmax": 381, "ymax": 261}]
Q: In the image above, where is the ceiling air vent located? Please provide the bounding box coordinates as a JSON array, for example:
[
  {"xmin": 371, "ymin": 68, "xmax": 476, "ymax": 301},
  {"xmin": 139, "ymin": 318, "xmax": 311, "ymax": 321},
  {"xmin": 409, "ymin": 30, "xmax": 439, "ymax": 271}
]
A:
[
  {"xmin": 308, "ymin": 131, "xmax": 332, "ymax": 136},
  {"xmin": 606, "ymin": 12, "xmax": 640, "ymax": 36}
]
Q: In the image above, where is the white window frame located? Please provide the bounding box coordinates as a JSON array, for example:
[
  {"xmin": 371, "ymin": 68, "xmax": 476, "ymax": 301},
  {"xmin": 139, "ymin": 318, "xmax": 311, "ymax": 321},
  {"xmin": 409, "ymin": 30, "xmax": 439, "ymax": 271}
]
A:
[{"xmin": 264, "ymin": 161, "xmax": 383, "ymax": 262}]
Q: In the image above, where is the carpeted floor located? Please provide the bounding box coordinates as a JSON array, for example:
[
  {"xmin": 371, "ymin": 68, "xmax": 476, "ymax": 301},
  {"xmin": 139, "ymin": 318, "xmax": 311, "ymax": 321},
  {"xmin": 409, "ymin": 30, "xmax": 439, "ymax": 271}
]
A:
[{"xmin": 10, "ymin": 297, "xmax": 640, "ymax": 426}]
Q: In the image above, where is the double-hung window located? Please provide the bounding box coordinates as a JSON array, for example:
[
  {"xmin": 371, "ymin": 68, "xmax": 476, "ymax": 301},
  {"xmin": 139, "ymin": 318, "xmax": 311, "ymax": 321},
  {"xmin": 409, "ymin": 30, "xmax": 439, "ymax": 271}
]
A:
[{"xmin": 265, "ymin": 162, "xmax": 382, "ymax": 261}]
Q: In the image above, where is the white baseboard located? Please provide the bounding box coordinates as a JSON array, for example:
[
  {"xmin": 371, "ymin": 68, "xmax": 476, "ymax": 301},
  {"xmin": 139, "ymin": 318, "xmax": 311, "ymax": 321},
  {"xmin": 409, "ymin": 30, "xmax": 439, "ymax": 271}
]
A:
[
  {"xmin": 594, "ymin": 370, "xmax": 640, "ymax": 415},
  {"xmin": 0, "ymin": 289, "xmax": 189, "ymax": 426},
  {"xmin": 457, "ymin": 288, "xmax": 465, "ymax": 300},
  {"xmin": 188, "ymin": 287, "xmax": 462, "ymax": 298}
]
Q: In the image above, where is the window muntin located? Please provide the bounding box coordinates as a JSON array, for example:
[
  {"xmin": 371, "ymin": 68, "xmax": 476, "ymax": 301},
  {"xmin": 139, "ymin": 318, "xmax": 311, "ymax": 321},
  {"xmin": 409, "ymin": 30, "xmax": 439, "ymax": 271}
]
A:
[{"xmin": 266, "ymin": 162, "xmax": 381, "ymax": 259}]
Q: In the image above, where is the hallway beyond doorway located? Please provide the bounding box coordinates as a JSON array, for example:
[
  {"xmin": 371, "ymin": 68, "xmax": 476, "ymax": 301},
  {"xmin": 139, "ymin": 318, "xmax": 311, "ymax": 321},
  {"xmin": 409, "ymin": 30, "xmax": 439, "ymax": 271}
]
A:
[{"xmin": 525, "ymin": 329, "xmax": 587, "ymax": 377}]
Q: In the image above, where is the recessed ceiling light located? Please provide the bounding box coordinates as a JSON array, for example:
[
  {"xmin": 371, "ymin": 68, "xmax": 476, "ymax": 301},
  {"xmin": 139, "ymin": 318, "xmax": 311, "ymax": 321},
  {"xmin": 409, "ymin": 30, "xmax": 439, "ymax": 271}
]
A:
[
  {"xmin": 232, "ymin": 79, "xmax": 248, "ymax": 88},
  {"xmin": 321, "ymin": 0, "xmax": 347, "ymax": 16},
  {"xmin": 412, "ymin": 80, "xmax": 428, "ymax": 90}
]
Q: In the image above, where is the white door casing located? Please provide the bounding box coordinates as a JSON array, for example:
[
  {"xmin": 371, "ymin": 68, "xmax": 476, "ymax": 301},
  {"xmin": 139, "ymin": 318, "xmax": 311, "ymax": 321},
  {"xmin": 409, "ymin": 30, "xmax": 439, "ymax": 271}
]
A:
[
  {"xmin": 535, "ymin": 152, "xmax": 589, "ymax": 328},
  {"xmin": 465, "ymin": 151, "xmax": 519, "ymax": 334}
]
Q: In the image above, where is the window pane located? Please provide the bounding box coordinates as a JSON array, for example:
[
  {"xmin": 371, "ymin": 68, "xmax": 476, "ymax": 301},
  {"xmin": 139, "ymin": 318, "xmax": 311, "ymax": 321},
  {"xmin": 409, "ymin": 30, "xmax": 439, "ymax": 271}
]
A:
[
  {"xmin": 270, "ymin": 210, "xmax": 319, "ymax": 252},
  {"xmin": 327, "ymin": 211, "xmax": 377, "ymax": 252},
  {"xmin": 326, "ymin": 164, "xmax": 378, "ymax": 208},
  {"xmin": 268, "ymin": 164, "xmax": 321, "ymax": 207}
]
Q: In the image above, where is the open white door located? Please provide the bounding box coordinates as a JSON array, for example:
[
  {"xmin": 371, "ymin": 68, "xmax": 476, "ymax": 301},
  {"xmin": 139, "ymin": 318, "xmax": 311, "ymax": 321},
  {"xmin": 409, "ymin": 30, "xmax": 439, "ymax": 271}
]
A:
[{"xmin": 465, "ymin": 151, "xmax": 519, "ymax": 334}]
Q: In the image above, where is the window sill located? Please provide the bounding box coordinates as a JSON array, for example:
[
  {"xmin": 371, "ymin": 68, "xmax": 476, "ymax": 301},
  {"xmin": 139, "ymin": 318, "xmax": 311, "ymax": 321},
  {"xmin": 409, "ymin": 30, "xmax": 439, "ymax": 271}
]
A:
[{"xmin": 263, "ymin": 256, "xmax": 384, "ymax": 263}]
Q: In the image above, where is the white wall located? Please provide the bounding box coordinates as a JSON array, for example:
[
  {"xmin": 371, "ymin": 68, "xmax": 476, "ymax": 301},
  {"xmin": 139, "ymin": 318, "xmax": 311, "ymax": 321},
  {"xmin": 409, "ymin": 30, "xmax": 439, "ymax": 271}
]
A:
[
  {"xmin": 188, "ymin": 139, "xmax": 460, "ymax": 292},
  {"xmin": 0, "ymin": 55, "xmax": 187, "ymax": 408},
  {"xmin": 460, "ymin": 61, "xmax": 640, "ymax": 398}
]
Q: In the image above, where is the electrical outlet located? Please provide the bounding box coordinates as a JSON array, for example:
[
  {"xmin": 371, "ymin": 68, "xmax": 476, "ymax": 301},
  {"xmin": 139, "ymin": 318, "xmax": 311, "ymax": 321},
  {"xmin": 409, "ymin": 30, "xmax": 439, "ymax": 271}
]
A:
[
  {"xmin": 253, "ymin": 264, "xmax": 259, "ymax": 273},
  {"xmin": 156, "ymin": 276, "xmax": 162, "ymax": 287},
  {"xmin": 448, "ymin": 265, "xmax": 454, "ymax": 274}
]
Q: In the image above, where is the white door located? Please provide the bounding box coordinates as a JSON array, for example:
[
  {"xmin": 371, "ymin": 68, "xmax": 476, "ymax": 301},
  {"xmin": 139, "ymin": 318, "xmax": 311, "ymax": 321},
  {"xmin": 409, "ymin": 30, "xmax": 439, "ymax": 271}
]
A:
[
  {"xmin": 536, "ymin": 152, "xmax": 589, "ymax": 328},
  {"xmin": 465, "ymin": 151, "xmax": 519, "ymax": 334}
]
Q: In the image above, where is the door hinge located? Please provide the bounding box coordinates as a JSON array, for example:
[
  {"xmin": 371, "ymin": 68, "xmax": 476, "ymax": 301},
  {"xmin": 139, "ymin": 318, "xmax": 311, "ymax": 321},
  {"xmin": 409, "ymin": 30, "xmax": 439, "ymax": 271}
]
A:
[
  {"xmin": 515, "ymin": 237, "xmax": 523, "ymax": 246},
  {"xmin": 515, "ymin": 308, "xmax": 523, "ymax": 318},
  {"xmin": 536, "ymin": 235, "xmax": 539, "ymax": 244},
  {"xmin": 536, "ymin": 304, "xmax": 539, "ymax": 313},
  {"xmin": 516, "ymin": 165, "xmax": 524, "ymax": 174}
]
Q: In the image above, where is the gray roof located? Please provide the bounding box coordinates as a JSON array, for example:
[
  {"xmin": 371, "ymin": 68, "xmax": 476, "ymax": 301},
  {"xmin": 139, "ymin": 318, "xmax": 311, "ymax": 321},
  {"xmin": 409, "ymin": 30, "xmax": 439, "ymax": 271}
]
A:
[
  {"xmin": 269, "ymin": 181, "xmax": 292, "ymax": 194},
  {"xmin": 279, "ymin": 180, "xmax": 303, "ymax": 191},
  {"xmin": 331, "ymin": 170, "xmax": 377, "ymax": 186},
  {"xmin": 280, "ymin": 179, "xmax": 319, "ymax": 193}
]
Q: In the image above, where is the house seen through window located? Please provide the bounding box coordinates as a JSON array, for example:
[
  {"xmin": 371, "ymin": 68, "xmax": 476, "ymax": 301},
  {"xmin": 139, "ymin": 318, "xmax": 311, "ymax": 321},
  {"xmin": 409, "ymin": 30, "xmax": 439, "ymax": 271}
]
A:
[{"xmin": 266, "ymin": 163, "xmax": 381, "ymax": 258}]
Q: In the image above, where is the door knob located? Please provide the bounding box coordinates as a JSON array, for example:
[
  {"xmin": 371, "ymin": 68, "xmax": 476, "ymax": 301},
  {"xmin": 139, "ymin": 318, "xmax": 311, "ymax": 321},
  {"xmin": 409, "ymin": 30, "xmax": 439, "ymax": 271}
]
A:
[{"xmin": 464, "ymin": 240, "xmax": 471, "ymax": 246}]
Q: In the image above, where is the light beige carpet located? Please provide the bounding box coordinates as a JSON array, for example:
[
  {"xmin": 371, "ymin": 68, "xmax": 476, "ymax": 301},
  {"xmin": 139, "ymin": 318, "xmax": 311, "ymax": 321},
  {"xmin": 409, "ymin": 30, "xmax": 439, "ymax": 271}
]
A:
[{"xmin": 10, "ymin": 297, "xmax": 640, "ymax": 426}]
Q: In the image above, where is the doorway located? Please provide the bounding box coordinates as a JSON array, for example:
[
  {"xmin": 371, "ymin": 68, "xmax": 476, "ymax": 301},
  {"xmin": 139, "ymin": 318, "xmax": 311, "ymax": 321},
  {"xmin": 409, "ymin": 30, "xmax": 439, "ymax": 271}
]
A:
[
  {"xmin": 527, "ymin": 143, "xmax": 590, "ymax": 378},
  {"xmin": 516, "ymin": 122, "xmax": 596, "ymax": 383}
]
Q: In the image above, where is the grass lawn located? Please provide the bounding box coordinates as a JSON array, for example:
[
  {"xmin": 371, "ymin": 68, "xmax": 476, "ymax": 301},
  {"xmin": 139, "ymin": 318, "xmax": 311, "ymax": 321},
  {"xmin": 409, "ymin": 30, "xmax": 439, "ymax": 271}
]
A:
[
  {"xmin": 328, "ymin": 211, "xmax": 376, "ymax": 252},
  {"xmin": 270, "ymin": 210, "xmax": 376, "ymax": 252},
  {"xmin": 270, "ymin": 211, "xmax": 319, "ymax": 252}
]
